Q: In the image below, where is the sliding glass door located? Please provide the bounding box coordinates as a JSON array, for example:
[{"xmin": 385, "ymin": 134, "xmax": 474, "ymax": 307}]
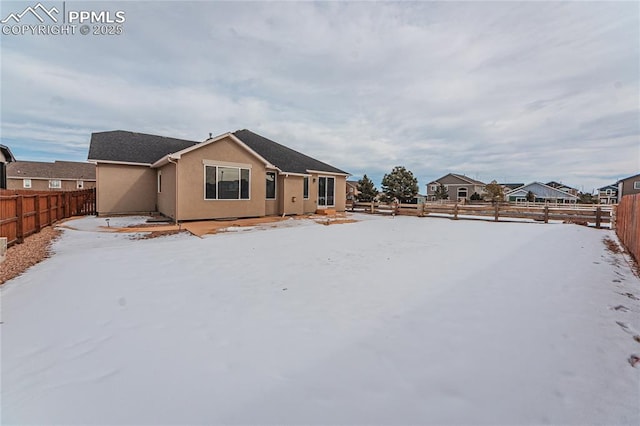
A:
[{"xmin": 318, "ymin": 176, "xmax": 335, "ymax": 207}]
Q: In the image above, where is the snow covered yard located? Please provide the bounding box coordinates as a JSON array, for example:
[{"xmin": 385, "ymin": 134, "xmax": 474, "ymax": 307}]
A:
[{"xmin": 1, "ymin": 214, "xmax": 639, "ymax": 425}]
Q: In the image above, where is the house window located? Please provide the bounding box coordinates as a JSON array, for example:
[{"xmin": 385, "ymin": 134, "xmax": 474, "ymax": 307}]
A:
[
  {"xmin": 266, "ymin": 171, "xmax": 276, "ymax": 199},
  {"xmin": 430, "ymin": 185, "xmax": 437, "ymax": 191},
  {"xmin": 23, "ymin": 179, "xmax": 32, "ymax": 188},
  {"xmin": 457, "ymin": 188, "xmax": 468, "ymax": 199},
  {"xmin": 303, "ymin": 176, "xmax": 309, "ymax": 199},
  {"xmin": 204, "ymin": 165, "xmax": 250, "ymax": 200},
  {"xmin": 77, "ymin": 180, "xmax": 84, "ymax": 189},
  {"xmin": 49, "ymin": 179, "xmax": 61, "ymax": 189},
  {"xmin": 634, "ymin": 181, "xmax": 640, "ymax": 190},
  {"xmin": 605, "ymin": 189, "xmax": 612, "ymax": 195},
  {"xmin": 157, "ymin": 171, "xmax": 162, "ymax": 193}
]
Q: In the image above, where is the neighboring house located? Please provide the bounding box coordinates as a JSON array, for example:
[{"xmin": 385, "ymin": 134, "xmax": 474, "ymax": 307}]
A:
[
  {"xmin": 1, "ymin": 144, "xmax": 16, "ymax": 189},
  {"xmin": 505, "ymin": 182, "xmax": 579, "ymax": 203},
  {"xmin": 499, "ymin": 183, "xmax": 525, "ymax": 194},
  {"xmin": 597, "ymin": 184, "xmax": 618, "ymax": 204},
  {"xmin": 346, "ymin": 180, "xmax": 360, "ymax": 202},
  {"xmin": 426, "ymin": 173, "xmax": 485, "ymax": 201},
  {"xmin": 617, "ymin": 173, "xmax": 640, "ymax": 199},
  {"xmin": 546, "ymin": 181, "xmax": 579, "ymax": 196},
  {"xmin": 88, "ymin": 129, "xmax": 349, "ymax": 220},
  {"xmin": 6, "ymin": 160, "xmax": 96, "ymax": 191}
]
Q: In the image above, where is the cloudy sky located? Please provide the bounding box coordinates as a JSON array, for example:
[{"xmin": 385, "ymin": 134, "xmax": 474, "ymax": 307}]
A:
[{"xmin": 1, "ymin": 0, "xmax": 638, "ymax": 192}]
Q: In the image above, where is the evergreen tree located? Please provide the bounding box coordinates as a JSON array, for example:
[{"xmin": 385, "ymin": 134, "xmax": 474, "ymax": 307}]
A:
[
  {"xmin": 485, "ymin": 180, "xmax": 505, "ymax": 203},
  {"xmin": 381, "ymin": 166, "xmax": 419, "ymax": 203},
  {"xmin": 434, "ymin": 183, "xmax": 449, "ymax": 200},
  {"xmin": 470, "ymin": 192, "xmax": 482, "ymax": 201},
  {"xmin": 526, "ymin": 190, "xmax": 536, "ymax": 202},
  {"xmin": 357, "ymin": 174, "xmax": 378, "ymax": 202}
]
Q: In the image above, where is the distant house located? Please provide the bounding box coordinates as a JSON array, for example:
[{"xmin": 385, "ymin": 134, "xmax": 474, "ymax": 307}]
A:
[
  {"xmin": 0, "ymin": 144, "xmax": 16, "ymax": 189},
  {"xmin": 505, "ymin": 182, "xmax": 579, "ymax": 204},
  {"xmin": 426, "ymin": 173, "xmax": 485, "ymax": 201},
  {"xmin": 346, "ymin": 180, "xmax": 360, "ymax": 202},
  {"xmin": 617, "ymin": 173, "xmax": 640, "ymax": 199},
  {"xmin": 88, "ymin": 129, "xmax": 349, "ymax": 220},
  {"xmin": 597, "ymin": 184, "xmax": 618, "ymax": 204},
  {"xmin": 546, "ymin": 181, "xmax": 579, "ymax": 196},
  {"xmin": 499, "ymin": 183, "xmax": 525, "ymax": 194},
  {"xmin": 6, "ymin": 160, "xmax": 95, "ymax": 191}
]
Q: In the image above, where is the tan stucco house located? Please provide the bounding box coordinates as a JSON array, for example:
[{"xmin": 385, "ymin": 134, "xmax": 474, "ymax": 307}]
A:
[
  {"xmin": 87, "ymin": 129, "xmax": 349, "ymax": 221},
  {"xmin": 6, "ymin": 160, "xmax": 95, "ymax": 191}
]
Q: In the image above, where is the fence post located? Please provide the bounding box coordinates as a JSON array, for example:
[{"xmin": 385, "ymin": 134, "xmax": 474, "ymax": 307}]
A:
[
  {"xmin": 16, "ymin": 195, "xmax": 24, "ymax": 244},
  {"xmin": 596, "ymin": 206, "xmax": 602, "ymax": 229},
  {"xmin": 544, "ymin": 206, "xmax": 549, "ymax": 224},
  {"xmin": 35, "ymin": 194, "xmax": 41, "ymax": 232},
  {"xmin": 370, "ymin": 201, "xmax": 374, "ymax": 214},
  {"xmin": 46, "ymin": 195, "xmax": 51, "ymax": 225},
  {"xmin": 453, "ymin": 202, "xmax": 458, "ymax": 220},
  {"xmin": 494, "ymin": 203, "xmax": 499, "ymax": 222}
]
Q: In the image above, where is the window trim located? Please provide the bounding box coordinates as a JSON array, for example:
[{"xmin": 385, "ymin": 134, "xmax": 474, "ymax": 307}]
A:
[
  {"xmin": 49, "ymin": 179, "xmax": 61, "ymax": 189},
  {"xmin": 203, "ymin": 164, "xmax": 251, "ymax": 201},
  {"xmin": 76, "ymin": 180, "xmax": 84, "ymax": 189},
  {"xmin": 23, "ymin": 178, "xmax": 32, "ymax": 189},
  {"xmin": 303, "ymin": 176, "xmax": 309, "ymax": 199},
  {"xmin": 634, "ymin": 181, "xmax": 640, "ymax": 190},
  {"xmin": 157, "ymin": 171, "xmax": 162, "ymax": 193},
  {"xmin": 266, "ymin": 171, "xmax": 277, "ymax": 200}
]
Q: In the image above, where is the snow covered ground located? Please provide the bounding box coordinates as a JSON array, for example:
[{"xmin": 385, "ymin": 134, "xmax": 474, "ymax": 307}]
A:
[{"xmin": 2, "ymin": 214, "xmax": 639, "ymax": 425}]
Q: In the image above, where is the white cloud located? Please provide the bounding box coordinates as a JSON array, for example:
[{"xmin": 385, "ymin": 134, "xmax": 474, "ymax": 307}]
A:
[{"xmin": 1, "ymin": 0, "xmax": 638, "ymax": 191}]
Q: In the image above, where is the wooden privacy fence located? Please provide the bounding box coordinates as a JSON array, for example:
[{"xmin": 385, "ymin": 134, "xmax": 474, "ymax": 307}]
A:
[
  {"xmin": 0, "ymin": 188, "xmax": 96, "ymax": 247},
  {"xmin": 615, "ymin": 194, "xmax": 639, "ymax": 263},
  {"xmin": 348, "ymin": 201, "xmax": 613, "ymax": 229}
]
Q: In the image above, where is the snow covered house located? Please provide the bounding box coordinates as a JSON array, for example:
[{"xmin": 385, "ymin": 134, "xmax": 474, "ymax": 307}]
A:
[
  {"xmin": 505, "ymin": 182, "xmax": 579, "ymax": 204},
  {"xmin": 88, "ymin": 130, "xmax": 349, "ymax": 221}
]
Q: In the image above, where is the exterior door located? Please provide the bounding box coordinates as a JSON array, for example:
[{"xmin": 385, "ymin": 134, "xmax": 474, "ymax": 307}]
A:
[{"xmin": 318, "ymin": 176, "xmax": 335, "ymax": 207}]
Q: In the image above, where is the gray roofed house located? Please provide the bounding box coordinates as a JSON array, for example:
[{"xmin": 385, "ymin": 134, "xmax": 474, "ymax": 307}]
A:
[
  {"xmin": 426, "ymin": 173, "xmax": 486, "ymax": 202},
  {"xmin": 505, "ymin": 182, "xmax": 579, "ymax": 204},
  {"xmin": 87, "ymin": 129, "xmax": 349, "ymax": 220},
  {"xmin": 597, "ymin": 184, "xmax": 618, "ymax": 205},
  {"xmin": 617, "ymin": 173, "xmax": 640, "ymax": 199},
  {"xmin": 1, "ymin": 144, "xmax": 16, "ymax": 189},
  {"xmin": 6, "ymin": 160, "xmax": 96, "ymax": 191}
]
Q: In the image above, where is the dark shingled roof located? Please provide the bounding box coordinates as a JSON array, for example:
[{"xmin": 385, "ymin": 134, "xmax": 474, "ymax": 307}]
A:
[
  {"xmin": 232, "ymin": 129, "xmax": 348, "ymax": 175},
  {"xmin": 1, "ymin": 144, "xmax": 16, "ymax": 162},
  {"xmin": 88, "ymin": 130, "xmax": 200, "ymax": 164},
  {"xmin": 7, "ymin": 161, "xmax": 96, "ymax": 180}
]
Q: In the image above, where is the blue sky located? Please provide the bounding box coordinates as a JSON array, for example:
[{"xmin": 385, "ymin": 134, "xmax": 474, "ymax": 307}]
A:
[{"xmin": 1, "ymin": 0, "xmax": 638, "ymax": 193}]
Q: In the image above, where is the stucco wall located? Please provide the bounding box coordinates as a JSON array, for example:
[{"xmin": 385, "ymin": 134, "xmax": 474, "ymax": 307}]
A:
[
  {"xmin": 280, "ymin": 175, "xmax": 304, "ymax": 216},
  {"xmin": 96, "ymin": 164, "xmax": 156, "ymax": 214},
  {"xmin": 157, "ymin": 163, "xmax": 177, "ymax": 220},
  {"xmin": 176, "ymin": 136, "xmax": 268, "ymax": 221}
]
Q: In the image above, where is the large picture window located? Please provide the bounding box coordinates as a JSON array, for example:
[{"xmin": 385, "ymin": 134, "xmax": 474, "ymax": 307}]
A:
[
  {"xmin": 204, "ymin": 165, "xmax": 250, "ymax": 200},
  {"xmin": 266, "ymin": 171, "xmax": 276, "ymax": 199}
]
